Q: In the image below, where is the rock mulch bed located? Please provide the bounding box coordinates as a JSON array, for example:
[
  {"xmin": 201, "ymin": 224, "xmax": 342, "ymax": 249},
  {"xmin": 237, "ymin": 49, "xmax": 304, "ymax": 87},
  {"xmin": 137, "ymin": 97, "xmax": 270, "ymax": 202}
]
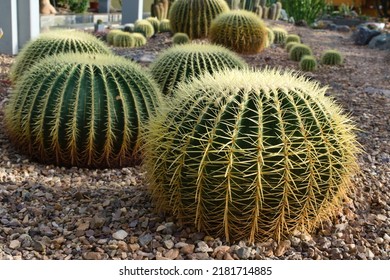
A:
[{"xmin": 0, "ymin": 21, "xmax": 389, "ymax": 260}]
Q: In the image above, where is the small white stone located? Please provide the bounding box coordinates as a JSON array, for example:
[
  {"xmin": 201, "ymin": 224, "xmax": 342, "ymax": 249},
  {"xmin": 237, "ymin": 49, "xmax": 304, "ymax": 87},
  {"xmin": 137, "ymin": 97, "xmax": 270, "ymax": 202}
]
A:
[
  {"xmin": 9, "ymin": 240, "xmax": 21, "ymax": 249},
  {"xmin": 112, "ymin": 230, "xmax": 128, "ymax": 240}
]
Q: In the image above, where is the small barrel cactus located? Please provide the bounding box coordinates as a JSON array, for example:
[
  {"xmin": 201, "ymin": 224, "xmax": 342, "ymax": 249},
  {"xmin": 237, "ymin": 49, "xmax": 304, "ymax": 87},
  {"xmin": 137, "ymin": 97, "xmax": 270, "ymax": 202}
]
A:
[
  {"xmin": 169, "ymin": 0, "xmax": 230, "ymax": 39},
  {"xmin": 321, "ymin": 50, "xmax": 344, "ymax": 65},
  {"xmin": 132, "ymin": 33, "xmax": 147, "ymax": 47},
  {"xmin": 265, "ymin": 27, "xmax": 275, "ymax": 48},
  {"xmin": 299, "ymin": 55, "xmax": 317, "ymax": 71},
  {"xmin": 172, "ymin": 32, "xmax": 190, "ymax": 45},
  {"xmin": 134, "ymin": 20, "xmax": 155, "ymax": 38},
  {"xmin": 285, "ymin": 41, "xmax": 299, "ymax": 52},
  {"xmin": 209, "ymin": 10, "xmax": 267, "ymax": 54},
  {"xmin": 107, "ymin": 29, "xmax": 124, "ymax": 44},
  {"xmin": 272, "ymin": 27, "xmax": 288, "ymax": 45},
  {"xmin": 10, "ymin": 30, "xmax": 112, "ymax": 82},
  {"xmin": 159, "ymin": 19, "xmax": 171, "ymax": 33},
  {"xmin": 113, "ymin": 32, "xmax": 135, "ymax": 48},
  {"xmin": 146, "ymin": 17, "xmax": 160, "ymax": 33},
  {"xmin": 143, "ymin": 68, "xmax": 360, "ymax": 243},
  {"xmin": 149, "ymin": 43, "xmax": 247, "ymax": 96},
  {"xmin": 5, "ymin": 54, "xmax": 162, "ymax": 168},
  {"xmin": 286, "ymin": 34, "xmax": 301, "ymax": 44},
  {"xmin": 289, "ymin": 43, "xmax": 312, "ymax": 61}
]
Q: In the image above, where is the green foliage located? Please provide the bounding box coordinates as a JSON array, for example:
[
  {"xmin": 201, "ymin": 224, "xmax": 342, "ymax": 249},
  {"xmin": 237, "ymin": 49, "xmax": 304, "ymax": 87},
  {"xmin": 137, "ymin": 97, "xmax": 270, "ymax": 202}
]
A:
[
  {"xmin": 143, "ymin": 68, "xmax": 360, "ymax": 242},
  {"xmin": 281, "ymin": 0, "xmax": 327, "ymax": 24},
  {"xmin": 321, "ymin": 50, "xmax": 344, "ymax": 65},
  {"xmin": 299, "ymin": 55, "xmax": 317, "ymax": 71},
  {"xmin": 68, "ymin": 0, "xmax": 89, "ymax": 13},
  {"xmin": 132, "ymin": 33, "xmax": 147, "ymax": 47},
  {"xmin": 172, "ymin": 33, "xmax": 190, "ymax": 45},
  {"xmin": 134, "ymin": 20, "xmax": 155, "ymax": 38},
  {"xmin": 209, "ymin": 10, "xmax": 267, "ymax": 54},
  {"xmin": 149, "ymin": 43, "xmax": 247, "ymax": 96},
  {"xmin": 146, "ymin": 17, "xmax": 160, "ymax": 33},
  {"xmin": 289, "ymin": 43, "xmax": 312, "ymax": 61},
  {"xmin": 159, "ymin": 19, "xmax": 171, "ymax": 33},
  {"xmin": 286, "ymin": 34, "xmax": 301, "ymax": 44},
  {"xmin": 169, "ymin": 0, "xmax": 230, "ymax": 39},
  {"xmin": 10, "ymin": 30, "xmax": 112, "ymax": 82},
  {"xmin": 5, "ymin": 54, "xmax": 162, "ymax": 168},
  {"xmin": 113, "ymin": 32, "xmax": 135, "ymax": 47},
  {"xmin": 272, "ymin": 27, "xmax": 288, "ymax": 44}
]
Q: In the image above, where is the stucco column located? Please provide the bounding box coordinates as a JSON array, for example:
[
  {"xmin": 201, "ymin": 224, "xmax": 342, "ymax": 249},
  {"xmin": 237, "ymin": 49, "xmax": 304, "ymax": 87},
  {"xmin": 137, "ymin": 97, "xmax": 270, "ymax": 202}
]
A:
[
  {"xmin": 121, "ymin": 0, "xmax": 143, "ymax": 24},
  {"xmin": 17, "ymin": 0, "xmax": 40, "ymax": 51},
  {"xmin": 0, "ymin": 0, "xmax": 19, "ymax": 55}
]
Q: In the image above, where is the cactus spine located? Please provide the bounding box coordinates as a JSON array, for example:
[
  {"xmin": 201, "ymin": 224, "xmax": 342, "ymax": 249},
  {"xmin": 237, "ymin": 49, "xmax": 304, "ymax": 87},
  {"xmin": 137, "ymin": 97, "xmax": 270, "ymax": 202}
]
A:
[
  {"xmin": 5, "ymin": 54, "xmax": 162, "ymax": 168},
  {"xmin": 289, "ymin": 44, "xmax": 313, "ymax": 61},
  {"xmin": 169, "ymin": 0, "xmax": 230, "ymax": 39},
  {"xmin": 209, "ymin": 10, "xmax": 268, "ymax": 54},
  {"xmin": 10, "ymin": 30, "xmax": 111, "ymax": 83},
  {"xmin": 143, "ymin": 68, "xmax": 360, "ymax": 243},
  {"xmin": 321, "ymin": 50, "xmax": 344, "ymax": 65},
  {"xmin": 299, "ymin": 55, "xmax": 318, "ymax": 71},
  {"xmin": 149, "ymin": 43, "xmax": 247, "ymax": 96}
]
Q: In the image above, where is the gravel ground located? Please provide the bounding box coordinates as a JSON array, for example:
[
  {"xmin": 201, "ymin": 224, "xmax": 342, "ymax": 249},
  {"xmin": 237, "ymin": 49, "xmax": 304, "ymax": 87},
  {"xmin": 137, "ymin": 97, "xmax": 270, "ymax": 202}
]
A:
[{"xmin": 0, "ymin": 21, "xmax": 389, "ymax": 260}]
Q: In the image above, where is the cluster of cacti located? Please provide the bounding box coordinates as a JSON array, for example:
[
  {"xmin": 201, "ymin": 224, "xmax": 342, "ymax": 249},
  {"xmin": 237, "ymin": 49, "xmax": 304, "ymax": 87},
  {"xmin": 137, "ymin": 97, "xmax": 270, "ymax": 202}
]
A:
[
  {"xmin": 286, "ymin": 34, "xmax": 301, "ymax": 44},
  {"xmin": 289, "ymin": 44, "xmax": 312, "ymax": 61},
  {"xmin": 134, "ymin": 20, "xmax": 155, "ymax": 38},
  {"xmin": 146, "ymin": 17, "xmax": 160, "ymax": 33},
  {"xmin": 107, "ymin": 29, "xmax": 124, "ymax": 44},
  {"xmin": 272, "ymin": 27, "xmax": 288, "ymax": 45},
  {"xmin": 285, "ymin": 41, "xmax": 299, "ymax": 52},
  {"xmin": 172, "ymin": 33, "xmax": 190, "ymax": 45},
  {"xmin": 169, "ymin": 0, "xmax": 230, "ymax": 39},
  {"xmin": 113, "ymin": 32, "xmax": 135, "ymax": 47},
  {"xmin": 209, "ymin": 10, "xmax": 267, "ymax": 54},
  {"xmin": 265, "ymin": 27, "xmax": 275, "ymax": 48},
  {"xmin": 5, "ymin": 54, "xmax": 162, "ymax": 168},
  {"xmin": 299, "ymin": 55, "xmax": 317, "ymax": 71},
  {"xmin": 143, "ymin": 68, "xmax": 360, "ymax": 243},
  {"xmin": 321, "ymin": 50, "xmax": 344, "ymax": 65},
  {"xmin": 149, "ymin": 43, "xmax": 247, "ymax": 96},
  {"xmin": 249, "ymin": 0, "xmax": 282, "ymax": 20},
  {"xmin": 151, "ymin": 0, "xmax": 172, "ymax": 20},
  {"xmin": 10, "ymin": 30, "xmax": 111, "ymax": 82},
  {"xmin": 132, "ymin": 33, "xmax": 147, "ymax": 47},
  {"xmin": 159, "ymin": 19, "xmax": 171, "ymax": 33}
]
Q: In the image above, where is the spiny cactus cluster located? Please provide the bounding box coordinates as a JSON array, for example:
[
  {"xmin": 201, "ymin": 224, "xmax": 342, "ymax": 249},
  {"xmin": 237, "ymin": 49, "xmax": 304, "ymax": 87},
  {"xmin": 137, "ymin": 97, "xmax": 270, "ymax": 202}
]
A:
[
  {"xmin": 299, "ymin": 55, "xmax": 317, "ymax": 71},
  {"xmin": 149, "ymin": 43, "xmax": 247, "ymax": 96},
  {"xmin": 151, "ymin": 0, "xmax": 172, "ymax": 20},
  {"xmin": 10, "ymin": 30, "xmax": 112, "ymax": 82},
  {"xmin": 285, "ymin": 41, "xmax": 299, "ymax": 52},
  {"xmin": 209, "ymin": 10, "xmax": 268, "ymax": 54},
  {"xmin": 132, "ymin": 33, "xmax": 147, "ymax": 47},
  {"xmin": 289, "ymin": 43, "xmax": 312, "ymax": 61},
  {"xmin": 107, "ymin": 29, "xmax": 124, "ymax": 44},
  {"xmin": 172, "ymin": 33, "xmax": 190, "ymax": 45},
  {"xmin": 286, "ymin": 34, "xmax": 301, "ymax": 44},
  {"xmin": 169, "ymin": 0, "xmax": 230, "ymax": 39},
  {"xmin": 272, "ymin": 27, "xmax": 288, "ymax": 45},
  {"xmin": 251, "ymin": 0, "xmax": 282, "ymax": 20},
  {"xmin": 321, "ymin": 50, "xmax": 344, "ymax": 65},
  {"xmin": 143, "ymin": 68, "xmax": 360, "ymax": 242},
  {"xmin": 135, "ymin": 20, "xmax": 155, "ymax": 38},
  {"xmin": 5, "ymin": 54, "xmax": 162, "ymax": 168},
  {"xmin": 113, "ymin": 32, "xmax": 135, "ymax": 47},
  {"xmin": 146, "ymin": 17, "xmax": 160, "ymax": 33},
  {"xmin": 159, "ymin": 19, "xmax": 171, "ymax": 33}
]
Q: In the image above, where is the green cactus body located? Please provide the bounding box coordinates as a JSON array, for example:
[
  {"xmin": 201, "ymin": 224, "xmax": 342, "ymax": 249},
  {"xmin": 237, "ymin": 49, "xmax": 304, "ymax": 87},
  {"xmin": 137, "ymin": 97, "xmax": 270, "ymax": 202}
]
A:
[
  {"xmin": 143, "ymin": 68, "xmax": 360, "ymax": 243},
  {"xmin": 149, "ymin": 43, "xmax": 247, "ymax": 96},
  {"xmin": 321, "ymin": 50, "xmax": 344, "ymax": 65},
  {"xmin": 272, "ymin": 27, "xmax": 288, "ymax": 44},
  {"xmin": 260, "ymin": 0, "xmax": 266, "ymax": 7},
  {"xmin": 134, "ymin": 20, "xmax": 155, "ymax": 38},
  {"xmin": 262, "ymin": 6, "xmax": 269, "ymax": 19},
  {"xmin": 5, "ymin": 54, "xmax": 162, "ymax": 168},
  {"xmin": 159, "ymin": 19, "xmax": 171, "ymax": 32},
  {"xmin": 169, "ymin": 0, "xmax": 230, "ymax": 39},
  {"xmin": 289, "ymin": 44, "xmax": 312, "ymax": 61},
  {"xmin": 286, "ymin": 34, "xmax": 301, "ymax": 44},
  {"xmin": 209, "ymin": 10, "xmax": 268, "ymax": 54},
  {"xmin": 285, "ymin": 41, "xmax": 299, "ymax": 52},
  {"xmin": 255, "ymin": 4, "xmax": 263, "ymax": 18},
  {"xmin": 172, "ymin": 32, "xmax": 190, "ymax": 45},
  {"xmin": 10, "ymin": 30, "xmax": 112, "ymax": 83},
  {"xmin": 146, "ymin": 17, "xmax": 160, "ymax": 33},
  {"xmin": 113, "ymin": 32, "xmax": 135, "ymax": 48},
  {"xmin": 107, "ymin": 29, "xmax": 124, "ymax": 44},
  {"xmin": 131, "ymin": 33, "xmax": 147, "ymax": 47},
  {"xmin": 265, "ymin": 27, "xmax": 275, "ymax": 48},
  {"xmin": 269, "ymin": 3, "xmax": 277, "ymax": 20},
  {"xmin": 299, "ymin": 55, "xmax": 317, "ymax": 71},
  {"xmin": 276, "ymin": 1, "xmax": 282, "ymax": 20}
]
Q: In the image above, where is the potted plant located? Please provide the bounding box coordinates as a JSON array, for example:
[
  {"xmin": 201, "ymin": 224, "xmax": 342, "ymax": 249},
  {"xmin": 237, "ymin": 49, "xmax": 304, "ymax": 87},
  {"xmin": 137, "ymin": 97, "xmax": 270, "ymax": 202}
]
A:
[{"xmin": 94, "ymin": 19, "xmax": 105, "ymax": 32}]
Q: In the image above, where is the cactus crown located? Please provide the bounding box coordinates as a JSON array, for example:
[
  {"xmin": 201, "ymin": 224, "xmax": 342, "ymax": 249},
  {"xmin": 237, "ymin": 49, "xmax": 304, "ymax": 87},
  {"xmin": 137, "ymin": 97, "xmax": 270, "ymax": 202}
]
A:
[
  {"xmin": 10, "ymin": 30, "xmax": 111, "ymax": 82},
  {"xmin": 159, "ymin": 19, "xmax": 171, "ymax": 32},
  {"xmin": 172, "ymin": 32, "xmax": 190, "ymax": 45},
  {"xmin": 299, "ymin": 55, "xmax": 317, "ymax": 71},
  {"xmin": 169, "ymin": 0, "xmax": 230, "ymax": 39},
  {"xmin": 209, "ymin": 10, "xmax": 268, "ymax": 54},
  {"xmin": 134, "ymin": 20, "xmax": 155, "ymax": 38},
  {"xmin": 113, "ymin": 32, "xmax": 135, "ymax": 48},
  {"xmin": 149, "ymin": 43, "xmax": 248, "ymax": 96},
  {"xmin": 272, "ymin": 27, "xmax": 288, "ymax": 44},
  {"xmin": 143, "ymin": 68, "xmax": 360, "ymax": 242},
  {"xmin": 321, "ymin": 50, "xmax": 344, "ymax": 65},
  {"xmin": 289, "ymin": 43, "xmax": 312, "ymax": 61},
  {"xmin": 5, "ymin": 53, "xmax": 162, "ymax": 168},
  {"xmin": 132, "ymin": 33, "xmax": 147, "ymax": 47},
  {"xmin": 285, "ymin": 41, "xmax": 299, "ymax": 52},
  {"xmin": 146, "ymin": 17, "xmax": 160, "ymax": 33},
  {"xmin": 286, "ymin": 34, "xmax": 301, "ymax": 44}
]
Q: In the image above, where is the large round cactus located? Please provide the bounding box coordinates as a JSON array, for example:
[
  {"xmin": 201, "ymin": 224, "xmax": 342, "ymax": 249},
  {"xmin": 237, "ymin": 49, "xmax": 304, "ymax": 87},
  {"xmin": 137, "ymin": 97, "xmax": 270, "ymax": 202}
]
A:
[
  {"xmin": 113, "ymin": 32, "xmax": 135, "ymax": 48},
  {"xmin": 209, "ymin": 10, "xmax": 267, "ymax": 54},
  {"xmin": 149, "ymin": 43, "xmax": 247, "ymax": 96},
  {"xmin": 10, "ymin": 30, "xmax": 112, "ymax": 82},
  {"xmin": 134, "ymin": 20, "xmax": 155, "ymax": 38},
  {"xmin": 5, "ymin": 54, "xmax": 162, "ymax": 168},
  {"xmin": 143, "ymin": 68, "xmax": 360, "ymax": 242},
  {"xmin": 169, "ymin": 0, "xmax": 230, "ymax": 39}
]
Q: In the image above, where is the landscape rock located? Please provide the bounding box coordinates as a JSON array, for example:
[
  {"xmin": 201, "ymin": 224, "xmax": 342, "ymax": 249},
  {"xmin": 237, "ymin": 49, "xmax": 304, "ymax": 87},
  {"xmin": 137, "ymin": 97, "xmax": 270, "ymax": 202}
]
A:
[
  {"xmin": 368, "ymin": 34, "xmax": 390, "ymax": 50},
  {"xmin": 112, "ymin": 230, "xmax": 128, "ymax": 240},
  {"xmin": 353, "ymin": 26, "xmax": 381, "ymax": 45}
]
